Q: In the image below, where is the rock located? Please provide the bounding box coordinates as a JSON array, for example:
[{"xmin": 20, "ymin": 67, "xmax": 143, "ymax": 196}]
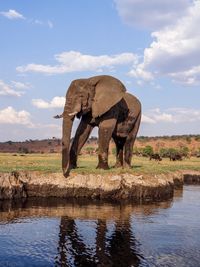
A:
[
  {"xmin": 0, "ymin": 170, "xmax": 199, "ymax": 201},
  {"xmin": 0, "ymin": 171, "xmax": 27, "ymax": 200},
  {"xmin": 182, "ymin": 170, "xmax": 200, "ymax": 184}
]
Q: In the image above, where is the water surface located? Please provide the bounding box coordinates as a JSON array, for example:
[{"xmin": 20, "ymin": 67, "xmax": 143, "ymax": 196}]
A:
[{"xmin": 0, "ymin": 185, "xmax": 200, "ymax": 267}]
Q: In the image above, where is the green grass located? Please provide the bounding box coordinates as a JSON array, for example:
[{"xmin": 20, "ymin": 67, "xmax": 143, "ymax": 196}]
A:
[{"xmin": 0, "ymin": 153, "xmax": 200, "ymax": 175}]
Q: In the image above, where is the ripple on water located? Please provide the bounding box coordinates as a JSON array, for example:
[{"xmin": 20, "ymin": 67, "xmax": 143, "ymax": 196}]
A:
[{"xmin": 0, "ymin": 185, "xmax": 200, "ymax": 267}]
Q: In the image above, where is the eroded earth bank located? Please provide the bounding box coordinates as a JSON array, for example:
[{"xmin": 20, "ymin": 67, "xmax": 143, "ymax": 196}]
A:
[{"xmin": 0, "ymin": 170, "xmax": 200, "ymax": 201}]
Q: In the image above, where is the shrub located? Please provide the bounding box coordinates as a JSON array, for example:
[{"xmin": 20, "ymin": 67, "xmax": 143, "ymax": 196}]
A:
[
  {"xmin": 180, "ymin": 146, "xmax": 189, "ymax": 157},
  {"xmin": 185, "ymin": 136, "xmax": 191, "ymax": 143},
  {"xmin": 142, "ymin": 145, "xmax": 154, "ymax": 157},
  {"xmin": 7, "ymin": 141, "xmax": 13, "ymax": 145},
  {"xmin": 159, "ymin": 148, "xmax": 170, "ymax": 158},
  {"xmin": 159, "ymin": 148, "xmax": 179, "ymax": 158},
  {"xmin": 18, "ymin": 147, "xmax": 29, "ymax": 154},
  {"xmin": 194, "ymin": 135, "xmax": 200, "ymax": 141}
]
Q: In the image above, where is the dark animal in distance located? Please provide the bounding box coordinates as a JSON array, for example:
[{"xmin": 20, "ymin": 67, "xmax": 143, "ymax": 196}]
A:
[
  {"xmin": 170, "ymin": 154, "xmax": 183, "ymax": 161},
  {"xmin": 149, "ymin": 153, "xmax": 162, "ymax": 161}
]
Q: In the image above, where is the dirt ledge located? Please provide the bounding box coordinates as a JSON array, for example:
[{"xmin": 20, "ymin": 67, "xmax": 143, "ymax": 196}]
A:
[{"xmin": 0, "ymin": 170, "xmax": 199, "ymax": 201}]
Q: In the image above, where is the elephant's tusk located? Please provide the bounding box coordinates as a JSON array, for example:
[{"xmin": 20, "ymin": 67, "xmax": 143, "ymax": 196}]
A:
[{"xmin": 68, "ymin": 111, "xmax": 78, "ymax": 116}]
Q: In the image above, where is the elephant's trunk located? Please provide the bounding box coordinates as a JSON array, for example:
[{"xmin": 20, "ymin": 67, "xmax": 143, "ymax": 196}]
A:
[{"xmin": 62, "ymin": 114, "xmax": 74, "ymax": 177}]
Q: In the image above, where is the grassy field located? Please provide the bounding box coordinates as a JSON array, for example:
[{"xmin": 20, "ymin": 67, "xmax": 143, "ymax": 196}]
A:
[{"xmin": 0, "ymin": 153, "xmax": 200, "ymax": 175}]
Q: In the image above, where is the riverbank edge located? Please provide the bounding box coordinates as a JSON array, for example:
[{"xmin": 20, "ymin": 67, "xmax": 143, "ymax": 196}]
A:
[{"xmin": 0, "ymin": 170, "xmax": 200, "ymax": 201}]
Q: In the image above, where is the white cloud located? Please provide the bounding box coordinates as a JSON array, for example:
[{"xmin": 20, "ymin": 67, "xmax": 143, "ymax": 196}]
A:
[
  {"xmin": 141, "ymin": 114, "xmax": 156, "ymax": 124},
  {"xmin": 0, "ymin": 9, "xmax": 25, "ymax": 20},
  {"xmin": 33, "ymin": 19, "xmax": 53, "ymax": 28},
  {"xmin": 166, "ymin": 107, "xmax": 200, "ymax": 123},
  {"xmin": 16, "ymin": 51, "xmax": 138, "ymax": 74},
  {"xmin": 114, "ymin": 0, "xmax": 191, "ymax": 29},
  {"xmin": 143, "ymin": 107, "xmax": 200, "ymax": 124},
  {"xmin": 0, "ymin": 106, "xmax": 33, "ymax": 126},
  {"xmin": 0, "ymin": 80, "xmax": 22, "ymax": 96},
  {"xmin": 154, "ymin": 112, "xmax": 173, "ymax": 123},
  {"xmin": 169, "ymin": 65, "xmax": 200, "ymax": 85},
  {"xmin": 34, "ymin": 19, "xmax": 43, "ymax": 25},
  {"xmin": 0, "ymin": 80, "xmax": 30, "ymax": 96},
  {"xmin": 11, "ymin": 81, "xmax": 31, "ymax": 90},
  {"xmin": 128, "ymin": 1, "xmax": 200, "ymax": 85},
  {"xmin": 32, "ymin": 96, "xmax": 65, "ymax": 109},
  {"xmin": 128, "ymin": 64, "xmax": 153, "ymax": 81},
  {"xmin": 0, "ymin": 9, "xmax": 53, "ymax": 31}
]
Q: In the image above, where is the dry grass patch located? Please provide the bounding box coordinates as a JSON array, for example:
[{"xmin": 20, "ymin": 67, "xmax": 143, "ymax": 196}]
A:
[{"xmin": 0, "ymin": 153, "xmax": 200, "ymax": 175}]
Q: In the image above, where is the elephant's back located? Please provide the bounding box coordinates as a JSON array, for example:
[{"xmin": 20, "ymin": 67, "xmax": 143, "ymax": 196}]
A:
[
  {"xmin": 123, "ymin": 93, "xmax": 141, "ymax": 115},
  {"xmin": 114, "ymin": 93, "xmax": 141, "ymax": 137}
]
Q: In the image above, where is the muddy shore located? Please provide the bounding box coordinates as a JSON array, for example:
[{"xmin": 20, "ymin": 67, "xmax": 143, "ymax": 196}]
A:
[{"xmin": 0, "ymin": 170, "xmax": 199, "ymax": 201}]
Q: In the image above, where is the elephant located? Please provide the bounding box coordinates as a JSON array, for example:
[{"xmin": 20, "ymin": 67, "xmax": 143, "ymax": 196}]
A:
[{"xmin": 55, "ymin": 75, "xmax": 141, "ymax": 177}]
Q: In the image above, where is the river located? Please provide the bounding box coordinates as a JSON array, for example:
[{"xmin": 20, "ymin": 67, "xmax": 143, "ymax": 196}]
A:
[{"xmin": 0, "ymin": 185, "xmax": 200, "ymax": 267}]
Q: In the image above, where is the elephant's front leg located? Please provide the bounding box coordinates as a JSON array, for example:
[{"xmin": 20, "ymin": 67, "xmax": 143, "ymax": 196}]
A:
[
  {"xmin": 69, "ymin": 119, "xmax": 93, "ymax": 169},
  {"xmin": 97, "ymin": 118, "xmax": 117, "ymax": 169}
]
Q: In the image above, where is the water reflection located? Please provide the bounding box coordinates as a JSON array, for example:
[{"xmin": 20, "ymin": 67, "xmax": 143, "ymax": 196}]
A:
[
  {"xmin": 55, "ymin": 217, "xmax": 143, "ymax": 267},
  {"xmin": 0, "ymin": 197, "xmax": 173, "ymax": 223},
  {"xmin": 4, "ymin": 188, "xmax": 200, "ymax": 267},
  {"xmin": 0, "ymin": 198, "xmax": 173, "ymax": 267}
]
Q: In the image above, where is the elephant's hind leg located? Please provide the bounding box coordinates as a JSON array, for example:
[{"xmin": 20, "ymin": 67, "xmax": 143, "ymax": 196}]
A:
[
  {"xmin": 97, "ymin": 118, "xmax": 117, "ymax": 169},
  {"xmin": 112, "ymin": 135, "xmax": 126, "ymax": 168},
  {"xmin": 124, "ymin": 112, "xmax": 141, "ymax": 168}
]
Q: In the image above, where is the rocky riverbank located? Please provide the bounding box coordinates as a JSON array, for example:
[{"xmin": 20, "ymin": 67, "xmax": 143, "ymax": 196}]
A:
[
  {"xmin": 0, "ymin": 170, "xmax": 200, "ymax": 201},
  {"xmin": 1, "ymin": 170, "xmax": 199, "ymax": 201}
]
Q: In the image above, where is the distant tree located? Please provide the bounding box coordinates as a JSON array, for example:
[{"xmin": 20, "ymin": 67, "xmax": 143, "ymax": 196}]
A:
[
  {"xmin": 168, "ymin": 148, "xmax": 178, "ymax": 156},
  {"xmin": 137, "ymin": 136, "xmax": 148, "ymax": 142},
  {"xmin": 180, "ymin": 146, "xmax": 189, "ymax": 157},
  {"xmin": 160, "ymin": 148, "xmax": 179, "ymax": 158},
  {"xmin": 185, "ymin": 136, "xmax": 192, "ymax": 143},
  {"xmin": 7, "ymin": 141, "xmax": 13, "ymax": 145},
  {"xmin": 159, "ymin": 148, "xmax": 169, "ymax": 158},
  {"xmin": 195, "ymin": 135, "xmax": 200, "ymax": 142},
  {"xmin": 18, "ymin": 147, "xmax": 29, "ymax": 154},
  {"xmin": 142, "ymin": 145, "xmax": 154, "ymax": 157},
  {"xmin": 90, "ymin": 136, "xmax": 98, "ymax": 142}
]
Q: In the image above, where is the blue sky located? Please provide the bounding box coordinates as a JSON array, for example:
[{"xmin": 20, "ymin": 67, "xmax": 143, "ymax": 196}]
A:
[{"xmin": 0, "ymin": 0, "xmax": 200, "ymax": 141}]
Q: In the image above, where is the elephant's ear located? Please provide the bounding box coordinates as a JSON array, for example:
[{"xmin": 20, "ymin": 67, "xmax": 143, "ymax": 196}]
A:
[{"xmin": 90, "ymin": 75, "xmax": 126, "ymax": 118}]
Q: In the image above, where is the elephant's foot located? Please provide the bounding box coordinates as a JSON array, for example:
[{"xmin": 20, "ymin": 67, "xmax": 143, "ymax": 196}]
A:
[
  {"xmin": 69, "ymin": 162, "xmax": 77, "ymax": 169},
  {"xmin": 96, "ymin": 162, "xmax": 109, "ymax": 170},
  {"xmin": 63, "ymin": 168, "xmax": 71, "ymax": 178},
  {"xmin": 114, "ymin": 161, "xmax": 123, "ymax": 168},
  {"xmin": 97, "ymin": 154, "xmax": 109, "ymax": 170},
  {"xmin": 123, "ymin": 162, "xmax": 132, "ymax": 169}
]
